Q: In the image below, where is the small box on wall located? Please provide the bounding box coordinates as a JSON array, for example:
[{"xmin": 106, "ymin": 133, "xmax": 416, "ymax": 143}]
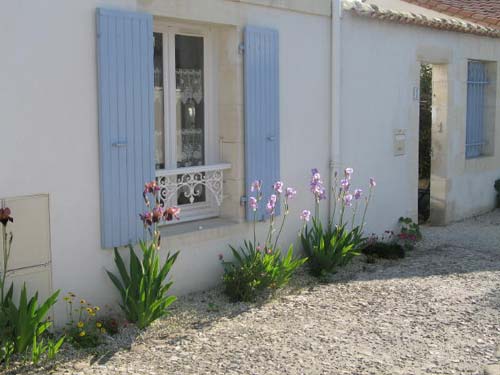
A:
[
  {"xmin": 393, "ymin": 129, "xmax": 407, "ymax": 156},
  {"xmin": 0, "ymin": 194, "xmax": 53, "ymax": 304}
]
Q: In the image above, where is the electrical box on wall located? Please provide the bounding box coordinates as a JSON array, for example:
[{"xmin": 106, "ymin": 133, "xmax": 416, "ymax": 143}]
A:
[
  {"xmin": 0, "ymin": 194, "xmax": 53, "ymax": 305},
  {"xmin": 393, "ymin": 129, "xmax": 406, "ymax": 156}
]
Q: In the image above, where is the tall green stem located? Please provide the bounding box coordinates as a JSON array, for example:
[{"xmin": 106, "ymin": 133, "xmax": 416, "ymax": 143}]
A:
[
  {"xmin": 351, "ymin": 200, "xmax": 359, "ymax": 230},
  {"xmin": 330, "ymin": 175, "xmax": 339, "ymax": 226},
  {"xmin": 273, "ymin": 199, "xmax": 288, "ymax": 252},
  {"xmin": 1, "ymin": 225, "xmax": 5, "ymax": 304},
  {"xmin": 1, "ymin": 224, "xmax": 11, "ymax": 305},
  {"xmin": 360, "ymin": 187, "xmax": 374, "ymax": 233},
  {"xmin": 252, "ymin": 211, "xmax": 257, "ymax": 248},
  {"xmin": 265, "ymin": 214, "xmax": 274, "ymax": 250}
]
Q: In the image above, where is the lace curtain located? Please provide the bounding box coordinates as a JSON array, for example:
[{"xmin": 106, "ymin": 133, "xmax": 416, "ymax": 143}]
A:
[{"xmin": 176, "ymin": 69, "xmax": 203, "ymax": 104}]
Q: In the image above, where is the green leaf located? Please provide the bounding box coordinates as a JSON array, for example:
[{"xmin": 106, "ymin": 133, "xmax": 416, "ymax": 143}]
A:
[{"xmin": 114, "ymin": 247, "xmax": 131, "ymax": 286}]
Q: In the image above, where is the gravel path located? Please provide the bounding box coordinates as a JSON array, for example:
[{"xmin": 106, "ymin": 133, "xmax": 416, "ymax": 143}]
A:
[{"xmin": 6, "ymin": 211, "xmax": 500, "ymax": 375}]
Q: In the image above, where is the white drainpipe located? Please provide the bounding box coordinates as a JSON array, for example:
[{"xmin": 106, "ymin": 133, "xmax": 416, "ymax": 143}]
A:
[{"xmin": 329, "ymin": 0, "xmax": 342, "ymax": 218}]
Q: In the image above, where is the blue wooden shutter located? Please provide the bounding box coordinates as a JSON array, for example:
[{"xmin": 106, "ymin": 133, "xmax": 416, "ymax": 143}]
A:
[
  {"xmin": 96, "ymin": 8, "xmax": 154, "ymax": 248},
  {"xmin": 466, "ymin": 61, "xmax": 487, "ymax": 159},
  {"xmin": 244, "ymin": 26, "xmax": 280, "ymax": 221}
]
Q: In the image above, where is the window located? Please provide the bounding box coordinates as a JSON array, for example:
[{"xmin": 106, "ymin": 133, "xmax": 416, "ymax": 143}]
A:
[
  {"xmin": 154, "ymin": 22, "xmax": 229, "ymax": 223},
  {"xmin": 466, "ymin": 60, "xmax": 496, "ymax": 159}
]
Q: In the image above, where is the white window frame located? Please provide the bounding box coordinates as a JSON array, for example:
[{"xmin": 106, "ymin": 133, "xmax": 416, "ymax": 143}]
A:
[{"xmin": 154, "ymin": 20, "xmax": 223, "ymax": 223}]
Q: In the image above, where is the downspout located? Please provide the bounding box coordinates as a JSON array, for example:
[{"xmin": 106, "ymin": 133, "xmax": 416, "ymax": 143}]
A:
[{"xmin": 329, "ymin": 0, "xmax": 342, "ymax": 219}]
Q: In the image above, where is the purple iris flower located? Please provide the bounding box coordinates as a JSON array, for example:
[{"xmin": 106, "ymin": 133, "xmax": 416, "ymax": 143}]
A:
[
  {"xmin": 250, "ymin": 180, "xmax": 262, "ymax": 192},
  {"xmin": 266, "ymin": 201, "xmax": 275, "ymax": 214},
  {"xmin": 344, "ymin": 194, "xmax": 353, "ymax": 207},
  {"xmin": 310, "ymin": 168, "xmax": 326, "ymax": 201},
  {"xmin": 300, "ymin": 209, "xmax": 311, "ymax": 222},
  {"xmin": 249, "ymin": 196, "xmax": 258, "ymax": 211},
  {"xmin": 273, "ymin": 181, "xmax": 284, "ymax": 194},
  {"xmin": 340, "ymin": 179, "xmax": 350, "ymax": 191},
  {"xmin": 285, "ymin": 187, "xmax": 297, "ymax": 199},
  {"xmin": 354, "ymin": 189, "xmax": 363, "ymax": 200}
]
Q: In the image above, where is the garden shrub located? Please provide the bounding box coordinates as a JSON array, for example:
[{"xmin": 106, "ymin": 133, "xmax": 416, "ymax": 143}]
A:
[
  {"xmin": 300, "ymin": 168, "xmax": 376, "ymax": 277},
  {"xmin": 101, "ymin": 316, "xmax": 120, "ymax": 336},
  {"xmin": 220, "ymin": 180, "xmax": 306, "ymax": 302},
  {"xmin": 364, "ymin": 217, "xmax": 421, "ymax": 262},
  {"xmin": 362, "ymin": 241, "xmax": 405, "ymax": 261},
  {"xmin": 397, "ymin": 217, "xmax": 421, "ymax": 250},
  {"xmin": 107, "ymin": 181, "xmax": 179, "ymax": 329},
  {"xmin": 63, "ymin": 293, "xmax": 107, "ymax": 348},
  {"xmin": 302, "ymin": 221, "xmax": 363, "ymax": 277},
  {"xmin": 4, "ymin": 285, "xmax": 60, "ymax": 354}
]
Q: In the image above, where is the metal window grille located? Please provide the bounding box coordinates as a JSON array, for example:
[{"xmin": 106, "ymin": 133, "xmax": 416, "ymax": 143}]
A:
[{"xmin": 466, "ymin": 61, "xmax": 488, "ymax": 158}]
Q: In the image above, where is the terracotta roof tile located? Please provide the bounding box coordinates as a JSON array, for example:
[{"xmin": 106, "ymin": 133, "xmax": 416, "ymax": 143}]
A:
[
  {"xmin": 402, "ymin": 0, "xmax": 500, "ymax": 29},
  {"xmin": 343, "ymin": 0, "xmax": 500, "ymax": 38}
]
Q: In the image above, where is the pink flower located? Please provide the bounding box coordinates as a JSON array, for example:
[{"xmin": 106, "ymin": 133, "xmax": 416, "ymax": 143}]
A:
[
  {"xmin": 152, "ymin": 206, "xmax": 164, "ymax": 223},
  {"xmin": 256, "ymin": 245, "xmax": 262, "ymax": 252},
  {"xmin": 273, "ymin": 181, "xmax": 284, "ymax": 194},
  {"xmin": 300, "ymin": 209, "xmax": 311, "ymax": 222},
  {"xmin": 0, "ymin": 207, "xmax": 13, "ymax": 226},
  {"xmin": 369, "ymin": 178, "xmax": 377, "ymax": 187},
  {"xmin": 354, "ymin": 189, "xmax": 363, "ymax": 200},
  {"xmin": 143, "ymin": 181, "xmax": 160, "ymax": 195},
  {"xmin": 285, "ymin": 187, "xmax": 297, "ymax": 199},
  {"xmin": 139, "ymin": 212, "xmax": 153, "ymax": 227},
  {"xmin": 266, "ymin": 195, "xmax": 277, "ymax": 214},
  {"xmin": 164, "ymin": 206, "xmax": 181, "ymax": 221},
  {"xmin": 250, "ymin": 180, "xmax": 262, "ymax": 192},
  {"xmin": 249, "ymin": 196, "xmax": 258, "ymax": 212}
]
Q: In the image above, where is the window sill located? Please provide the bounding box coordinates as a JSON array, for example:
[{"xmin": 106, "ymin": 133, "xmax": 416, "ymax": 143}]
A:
[
  {"xmin": 159, "ymin": 217, "xmax": 241, "ymax": 243},
  {"xmin": 465, "ymin": 153, "xmax": 497, "ymax": 172},
  {"xmin": 466, "ymin": 152, "xmax": 494, "ymax": 160}
]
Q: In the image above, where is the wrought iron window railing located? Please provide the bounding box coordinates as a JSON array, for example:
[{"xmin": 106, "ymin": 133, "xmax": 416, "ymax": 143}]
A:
[{"xmin": 155, "ymin": 163, "xmax": 231, "ymax": 217}]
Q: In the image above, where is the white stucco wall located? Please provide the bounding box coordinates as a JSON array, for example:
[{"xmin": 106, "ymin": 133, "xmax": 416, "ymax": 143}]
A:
[
  {"xmin": 0, "ymin": 0, "xmax": 331, "ymax": 322},
  {"xmin": 339, "ymin": 11, "xmax": 500, "ymax": 231},
  {"xmin": 2, "ymin": 0, "xmax": 499, "ymax": 324}
]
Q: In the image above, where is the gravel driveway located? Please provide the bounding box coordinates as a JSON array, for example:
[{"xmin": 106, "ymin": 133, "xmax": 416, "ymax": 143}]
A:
[{"xmin": 7, "ymin": 211, "xmax": 500, "ymax": 375}]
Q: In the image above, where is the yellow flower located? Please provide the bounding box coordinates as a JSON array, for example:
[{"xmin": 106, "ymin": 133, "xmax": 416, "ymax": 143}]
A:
[
  {"xmin": 77, "ymin": 321, "xmax": 84, "ymax": 328},
  {"xmin": 80, "ymin": 299, "xmax": 86, "ymax": 304},
  {"xmin": 79, "ymin": 331, "xmax": 86, "ymax": 337},
  {"xmin": 63, "ymin": 296, "xmax": 70, "ymax": 302},
  {"xmin": 94, "ymin": 306, "xmax": 100, "ymax": 312},
  {"xmin": 96, "ymin": 322, "xmax": 102, "ymax": 328},
  {"xmin": 86, "ymin": 307, "xmax": 93, "ymax": 314},
  {"xmin": 100, "ymin": 328, "xmax": 107, "ymax": 334}
]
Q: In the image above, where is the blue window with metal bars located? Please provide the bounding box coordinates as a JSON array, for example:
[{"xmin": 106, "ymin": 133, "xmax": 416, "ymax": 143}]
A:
[{"xmin": 466, "ymin": 61, "xmax": 488, "ymax": 159}]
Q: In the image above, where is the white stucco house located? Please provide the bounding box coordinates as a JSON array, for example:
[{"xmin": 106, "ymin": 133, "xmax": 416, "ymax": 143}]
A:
[{"xmin": 1, "ymin": 0, "xmax": 499, "ymax": 322}]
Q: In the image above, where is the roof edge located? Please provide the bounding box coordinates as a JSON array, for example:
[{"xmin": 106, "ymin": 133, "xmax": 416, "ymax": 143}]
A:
[{"xmin": 342, "ymin": 0, "xmax": 500, "ymax": 39}]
